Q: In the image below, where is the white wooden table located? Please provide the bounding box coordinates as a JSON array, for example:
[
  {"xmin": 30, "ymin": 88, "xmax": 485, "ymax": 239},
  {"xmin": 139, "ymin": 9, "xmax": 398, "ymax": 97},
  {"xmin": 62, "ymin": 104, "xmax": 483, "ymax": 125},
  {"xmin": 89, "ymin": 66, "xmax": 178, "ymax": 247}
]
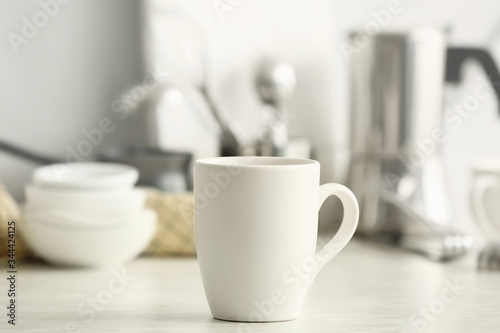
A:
[{"xmin": 2, "ymin": 239, "xmax": 499, "ymax": 332}]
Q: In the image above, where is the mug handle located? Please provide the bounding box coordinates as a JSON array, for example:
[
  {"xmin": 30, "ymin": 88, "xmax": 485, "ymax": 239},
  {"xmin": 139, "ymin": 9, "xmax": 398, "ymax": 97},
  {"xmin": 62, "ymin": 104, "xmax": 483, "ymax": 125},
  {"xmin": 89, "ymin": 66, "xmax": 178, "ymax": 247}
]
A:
[
  {"xmin": 471, "ymin": 177, "xmax": 500, "ymax": 239},
  {"xmin": 310, "ymin": 183, "xmax": 359, "ymax": 283}
]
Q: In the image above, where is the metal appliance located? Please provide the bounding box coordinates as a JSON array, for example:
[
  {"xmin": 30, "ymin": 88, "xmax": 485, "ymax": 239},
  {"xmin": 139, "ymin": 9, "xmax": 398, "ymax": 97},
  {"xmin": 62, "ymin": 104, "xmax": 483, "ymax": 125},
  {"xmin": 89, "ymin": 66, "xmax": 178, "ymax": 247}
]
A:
[{"xmin": 348, "ymin": 28, "xmax": 500, "ymax": 260}]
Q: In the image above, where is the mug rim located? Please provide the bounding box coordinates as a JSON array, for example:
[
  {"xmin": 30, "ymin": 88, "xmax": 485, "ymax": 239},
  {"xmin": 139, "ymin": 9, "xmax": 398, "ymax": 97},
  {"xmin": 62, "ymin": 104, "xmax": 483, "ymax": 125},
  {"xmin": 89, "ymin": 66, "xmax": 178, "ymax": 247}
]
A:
[{"xmin": 195, "ymin": 156, "xmax": 318, "ymax": 168}]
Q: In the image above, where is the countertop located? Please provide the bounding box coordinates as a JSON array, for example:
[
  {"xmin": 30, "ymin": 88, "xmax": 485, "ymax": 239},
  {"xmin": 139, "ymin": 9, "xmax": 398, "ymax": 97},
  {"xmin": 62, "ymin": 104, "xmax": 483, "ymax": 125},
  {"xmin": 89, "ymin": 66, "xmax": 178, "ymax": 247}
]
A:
[{"xmin": 2, "ymin": 239, "xmax": 499, "ymax": 332}]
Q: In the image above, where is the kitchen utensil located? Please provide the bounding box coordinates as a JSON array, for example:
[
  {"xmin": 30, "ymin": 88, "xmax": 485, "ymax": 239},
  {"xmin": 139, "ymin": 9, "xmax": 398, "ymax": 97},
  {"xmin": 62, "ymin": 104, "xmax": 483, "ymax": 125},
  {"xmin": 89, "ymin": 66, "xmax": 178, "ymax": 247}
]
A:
[
  {"xmin": 380, "ymin": 190, "xmax": 472, "ymax": 261},
  {"xmin": 255, "ymin": 59, "xmax": 297, "ymax": 106},
  {"xmin": 152, "ymin": 10, "xmax": 239, "ymax": 156},
  {"xmin": 0, "ymin": 139, "xmax": 62, "ymax": 165},
  {"xmin": 348, "ymin": 28, "xmax": 500, "ymax": 260},
  {"xmin": 478, "ymin": 242, "xmax": 500, "ymax": 270},
  {"xmin": 1, "ymin": 138, "xmax": 191, "ymax": 192},
  {"xmin": 25, "ymin": 185, "xmax": 146, "ymax": 219},
  {"xmin": 21, "ymin": 209, "xmax": 156, "ymax": 267},
  {"xmin": 255, "ymin": 59, "xmax": 297, "ymax": 156},
  {"xmin": 98, "ymin": 146, "xmax": 192, "ymax": 192},
  {"xmin": 194, "ymin": 156, "xmax": 358, "ymax": 322},
  {"xmin": 470, "ymin": 158, "xmax": 500, "ymax": 240},
  {"xmin": 143, "ymin": 82, "xmax": 219, "ymax": 162},
  {"xmin": 33, "ymin": 162, "xmax": 138, "ymax": 190},
  {"xmin": 0, "ymin": 139, "xmax": 193, "ymax": 191}
]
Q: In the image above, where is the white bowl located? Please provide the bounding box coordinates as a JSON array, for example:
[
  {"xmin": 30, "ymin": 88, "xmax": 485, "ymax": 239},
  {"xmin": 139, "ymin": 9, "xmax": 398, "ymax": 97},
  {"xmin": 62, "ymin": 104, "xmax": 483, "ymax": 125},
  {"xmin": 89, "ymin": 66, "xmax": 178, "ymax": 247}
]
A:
[
  {"xmin": 23, "ymin": 208, "xmax": 141, "ymax": 228},
  {"xmin": 21, "ymin": 209, "xmax": 157, "ymax": 268},
  {"xmin": 33, "ymin": 162, "xmax": 139, "ymax": 190},
  {"xmin": 24, "ymin": 185, "xmax": 146, "ymax": 219}
]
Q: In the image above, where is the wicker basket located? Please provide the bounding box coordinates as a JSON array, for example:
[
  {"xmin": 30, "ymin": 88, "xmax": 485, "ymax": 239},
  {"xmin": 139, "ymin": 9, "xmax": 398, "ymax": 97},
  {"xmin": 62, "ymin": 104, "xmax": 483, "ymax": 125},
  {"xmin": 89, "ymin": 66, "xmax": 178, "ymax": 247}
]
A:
[{"xmin": 144, "ymin": 189, "xmax": 196, "ymax": 256}]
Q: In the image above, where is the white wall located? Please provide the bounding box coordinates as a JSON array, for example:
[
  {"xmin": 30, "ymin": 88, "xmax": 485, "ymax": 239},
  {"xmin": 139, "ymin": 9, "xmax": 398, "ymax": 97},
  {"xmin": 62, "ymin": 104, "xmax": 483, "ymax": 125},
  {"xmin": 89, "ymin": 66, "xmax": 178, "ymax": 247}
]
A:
[{"xmin": 0, "ymin": 0, "xmax": 143, "ymax": 199}]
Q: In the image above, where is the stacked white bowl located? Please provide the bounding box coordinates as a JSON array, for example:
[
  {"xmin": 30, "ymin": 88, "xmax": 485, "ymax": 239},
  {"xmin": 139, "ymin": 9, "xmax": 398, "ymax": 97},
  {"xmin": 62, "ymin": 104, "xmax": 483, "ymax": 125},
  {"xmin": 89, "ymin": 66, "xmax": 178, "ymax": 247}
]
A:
[{"xmin": 22, "ymin": 162, "xmax": 157, "ymax": 268}]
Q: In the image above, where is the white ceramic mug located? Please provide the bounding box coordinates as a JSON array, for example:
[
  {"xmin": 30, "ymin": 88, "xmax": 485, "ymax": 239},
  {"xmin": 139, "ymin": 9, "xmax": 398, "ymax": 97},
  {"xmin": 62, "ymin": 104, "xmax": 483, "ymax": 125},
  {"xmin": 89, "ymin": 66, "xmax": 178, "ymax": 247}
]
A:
[
  {"xmin": 194, "ymin": 157, "xmax": 359, "ymax": 322},
  {"xmin": 471, "ymin": 159, "xmax": 500, "ymax": 240}
]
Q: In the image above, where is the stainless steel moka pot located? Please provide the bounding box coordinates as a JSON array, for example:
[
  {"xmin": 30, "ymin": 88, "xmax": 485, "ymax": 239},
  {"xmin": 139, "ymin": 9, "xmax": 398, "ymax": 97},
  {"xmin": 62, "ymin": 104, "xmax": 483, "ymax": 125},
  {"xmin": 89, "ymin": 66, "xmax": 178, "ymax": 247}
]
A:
[{"xmin": 348, "ymin": 28, "xmax": 500, "ymax": 260}]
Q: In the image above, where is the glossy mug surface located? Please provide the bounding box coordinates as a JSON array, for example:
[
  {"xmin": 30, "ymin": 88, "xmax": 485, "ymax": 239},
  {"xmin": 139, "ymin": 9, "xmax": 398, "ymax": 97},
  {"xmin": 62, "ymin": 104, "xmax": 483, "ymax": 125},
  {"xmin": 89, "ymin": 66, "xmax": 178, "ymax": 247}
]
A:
[{"xmin": 194, "ymin": 157, "xmax": 359, "ymax": 322}]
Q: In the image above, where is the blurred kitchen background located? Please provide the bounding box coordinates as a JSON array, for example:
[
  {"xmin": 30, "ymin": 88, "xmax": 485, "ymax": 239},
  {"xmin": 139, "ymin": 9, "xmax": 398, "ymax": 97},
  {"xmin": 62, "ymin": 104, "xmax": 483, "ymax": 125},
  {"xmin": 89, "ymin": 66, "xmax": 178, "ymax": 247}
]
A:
[{"xmin": 2, "ymin": 0, "xmax": 500, "ymax": 246}]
